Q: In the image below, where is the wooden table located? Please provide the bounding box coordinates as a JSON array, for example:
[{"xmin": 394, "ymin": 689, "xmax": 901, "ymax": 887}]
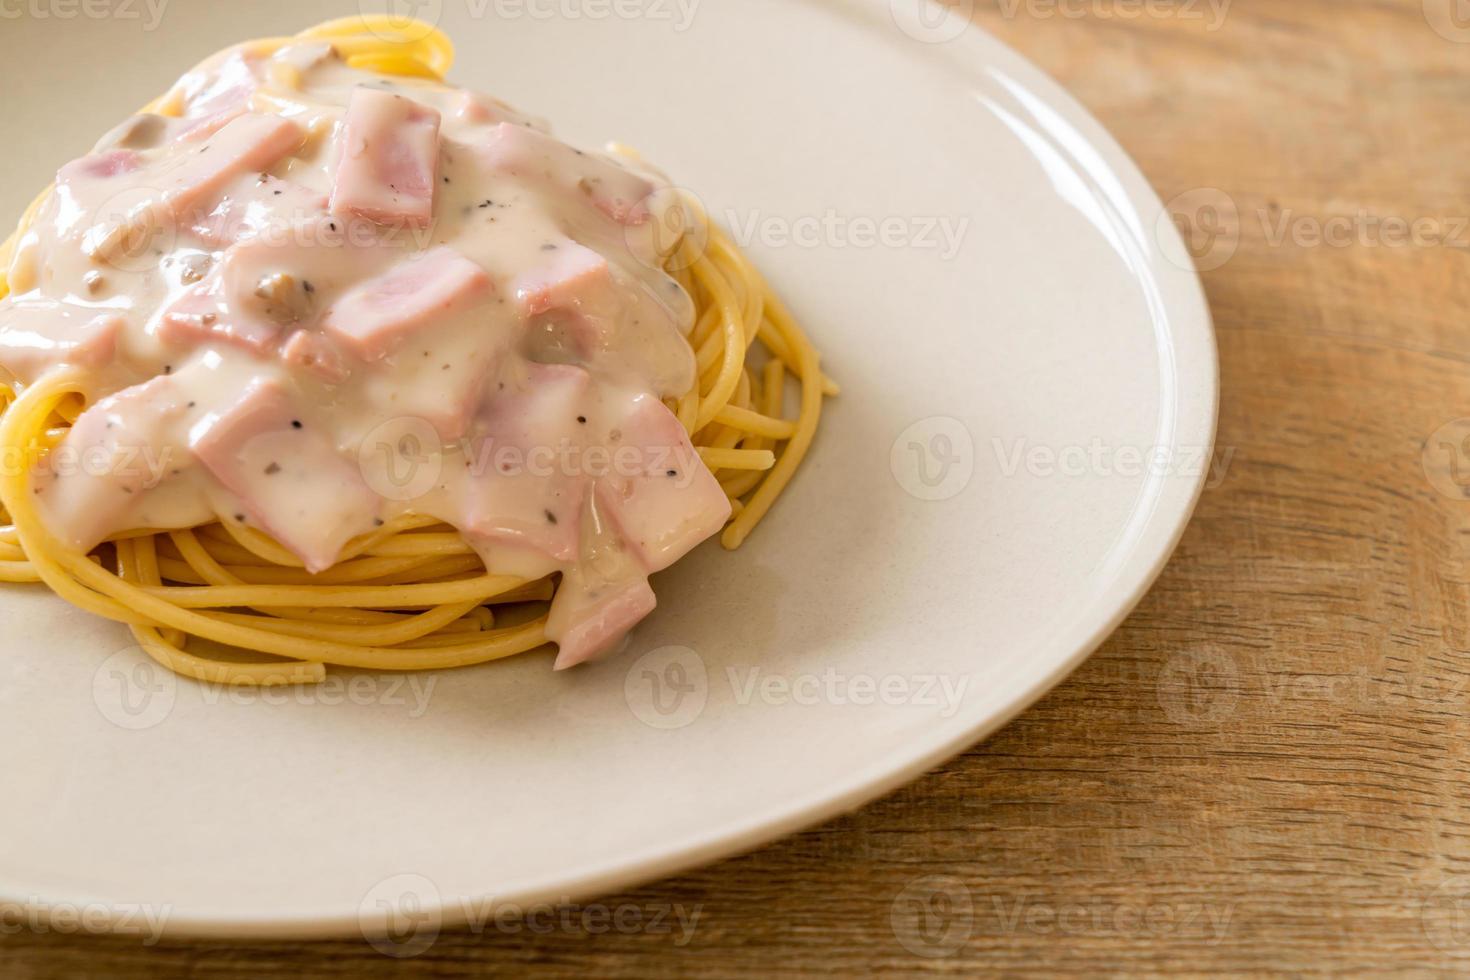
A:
[{"xmin": 8, "ymin": 0, "xmax": 1470, "ymax": 974}]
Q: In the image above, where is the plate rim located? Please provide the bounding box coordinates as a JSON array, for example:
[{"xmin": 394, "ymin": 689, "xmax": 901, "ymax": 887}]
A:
[{"xmin": 4, "ymin": 0, "xmax": 1219, "ymax": 939}]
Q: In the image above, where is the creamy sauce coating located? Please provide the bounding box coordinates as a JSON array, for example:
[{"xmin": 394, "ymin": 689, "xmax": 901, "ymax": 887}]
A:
[{"xmin": 0, "ymin": 43, "xmax": 730, "ymax": 667}]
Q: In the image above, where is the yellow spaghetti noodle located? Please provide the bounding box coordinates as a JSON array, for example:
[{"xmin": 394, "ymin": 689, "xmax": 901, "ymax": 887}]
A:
[{"xmin": 0, "ymin": 16, "xmax": 833, "ymax": 686}]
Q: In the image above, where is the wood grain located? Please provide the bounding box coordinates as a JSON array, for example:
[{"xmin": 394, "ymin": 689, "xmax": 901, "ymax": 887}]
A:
[{"xmin": 7, "ymin": 0, "xmax": 1470, "ymax": 974}]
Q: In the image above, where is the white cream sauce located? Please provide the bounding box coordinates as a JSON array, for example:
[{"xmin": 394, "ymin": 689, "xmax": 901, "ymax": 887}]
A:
[{"xmin": 0, "ymin": 42, "xmax": 731, "ymax": 668}]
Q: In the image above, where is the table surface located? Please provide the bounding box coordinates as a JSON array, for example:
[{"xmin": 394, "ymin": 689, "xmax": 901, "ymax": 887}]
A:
[{"xmin": 8, "ymin": 0, "xmax": 1470, "ymax": 975}]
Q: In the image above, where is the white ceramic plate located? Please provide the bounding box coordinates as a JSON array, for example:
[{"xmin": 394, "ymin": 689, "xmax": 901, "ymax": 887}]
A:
[{"xmin": 0, "ymin": 0, "xmax": 1215, "ymax": 940}]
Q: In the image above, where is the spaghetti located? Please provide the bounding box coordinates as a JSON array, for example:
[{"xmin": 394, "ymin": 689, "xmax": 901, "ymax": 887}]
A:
[{"xmin": 0, "ymin": 16, "xmax": 833, "ymax": 686}]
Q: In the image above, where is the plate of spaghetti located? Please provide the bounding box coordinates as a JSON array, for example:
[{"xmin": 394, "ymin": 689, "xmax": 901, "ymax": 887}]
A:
[{"xmin": 0, "ymin": 1, "xmax": 1216, "ymax": 941}]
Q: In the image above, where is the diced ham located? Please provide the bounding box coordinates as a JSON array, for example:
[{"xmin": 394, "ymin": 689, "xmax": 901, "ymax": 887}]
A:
[
  {"xmin": 475, "ymin": 122, "xmax": 654, "ymax": 225},
  {"xmin": 0, "ymin": 306, "xmax": 122, "ymax": 385},
  {"xmin": 462, "ymin": 363, "xmax": 591, "ymax": 562},
  {"xmin": 547, "ymin": 575, "xmax": 657, "ymax": 671},
  {"xmin": 513, "ymin": 241, "xmax": 627, "ymax": 360},
  {"xmin": 154, "ymin": 268, "xmax": 285, "ymax": 355},
  {"xmin": 81, "ymin": 113, "xmax": 303, "ymax": 268},
  {"xmin": 190, "ymin": 380, "xmax": 379, "ymax": 572},
  {"xmin": 59, "ymin": 149, "xmax": 143, "ymax": 182},
  {"xmin": 154, "ymin": 230, "xmax": 326, "ymax": 355},
  {"xmin": 330, "ymin": 87, "xmax": 441, "ymax": 228},
  {"xmin": 593, "ymin": 394, "xmax": 730, "ymax": 572},
  {"xmin": 322, "ymin": 245, "xmax": 491, "ymax": 360},
  {"xmin": 268, "ymin": 41, "xmax": 334, "ymax": 76},
  {"xmin": 175, "ymin": 52, "xmax": 259, "ymax": 142},
  {"xmin": 188, "ymin": 174, "xmax": 327, "ymax": 247},
  {"xmin": 352, "ymin": 321, "xmax": 505, "ymax": 441},
  {"xmin": 35, "ymin": 375, "xmax": 186, "ymax": 552},
  {"xmin": 385, "ymin": 359, "xmax": 494, "ymax": 443},
  {"xmin": 515, "ymin": 241, "xmax": 615, "ymax": 318},
  {"xmin": 55, "ymin": 150, "xmax": 150, "ymax": 263},
  {"xmin": 154, "ymin": 113, "xmax": 304, "ymax": 219},
  {"xmin": 280, "ymin": 330, "xmax": 348, "ymax": 383},
  {"xmin": 454, "ymin": 92, "xmax": 507, "ymax": 125}
]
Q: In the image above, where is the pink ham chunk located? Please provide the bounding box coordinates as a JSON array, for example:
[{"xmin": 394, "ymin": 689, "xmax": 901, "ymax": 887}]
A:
[
  {"xmin": 280, "ymin": 330, "xmax": 349, "ymax": 384},
  {"xmin": 514, "ymin": 241, "xmax": 625, "ymax": 360},
  {"xmin": 190, "ymin": 380, "xmax": 379, "ymax": 572},
  {"xmin": 188, "ymin": 174, "xmax": 327, "ymax": 247},
  {"xmin": 82, "ymin": 114, "xmax": 303, "ymax": 267},
  {"xmin": 175, "ymin": 52, "xmax": 259, "ymax": 141},
  {"xmin": 154, "ymin": 113, "xmax": 304, "ymax": 219},
  {"xmin": 548, "ymin": 575, "xmax": 657, "ymax": 671},
  {"xmin": 515, "ymin": 241, "xmax": 615, "ymax": 318},
  {"xmin": 54, "ymin": 151, "xmax": 145, "ymax": 258},
  {"xmin": 155, "ymin": 268, "xmax": 284, "ymax": 355},
  {"xmin": 59, "ymin": 149, "xmax": 143, "ymax": 182},
  {"xmin": 155, "ymin": 228, "xmax": 329, "ymax": 355},
  {"xmin": 323, "ymin": 245, "xmax": 491, "ymax": 360},
  {"xmin": 476, "ymin": 122, "xmax": 654, "ymax": 225},
  {"xmin": 453, "ymin": 91, "xmax": 511, "ymax": 126},
  {"xmin": 330, "ymin": 87, "xmax": 441, "ymax": 228},
  {"xmin": 594, "ymin": 393, "xmax": 730, "ymax": 572},
  {"xmin": 35, "ymin": 375, "xmax": 186, "ymax": 553},
  {"xmin": 462, "ymin": 364, "xmax": 591, "ymax": 562},
  {"xmin": 0, "ymin": 306, "xmax": 123, "ymax": 385}
]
